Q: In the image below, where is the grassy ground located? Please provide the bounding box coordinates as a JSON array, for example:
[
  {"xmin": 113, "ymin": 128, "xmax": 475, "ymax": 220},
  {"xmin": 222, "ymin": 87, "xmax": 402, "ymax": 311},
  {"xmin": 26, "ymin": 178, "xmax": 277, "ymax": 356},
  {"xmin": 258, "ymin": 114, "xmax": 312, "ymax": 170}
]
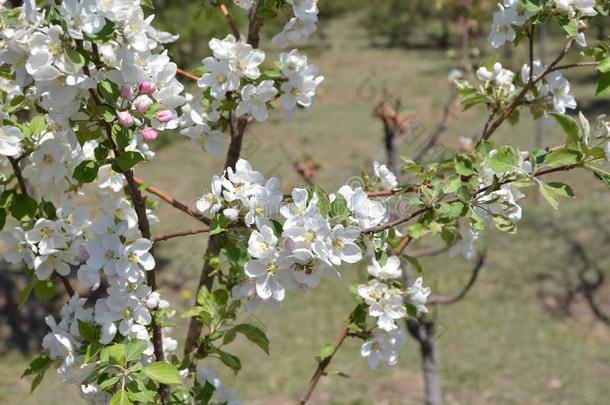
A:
[{"xmin": 2, "ymin": 13, "xmax": 610, "ymax": 405}]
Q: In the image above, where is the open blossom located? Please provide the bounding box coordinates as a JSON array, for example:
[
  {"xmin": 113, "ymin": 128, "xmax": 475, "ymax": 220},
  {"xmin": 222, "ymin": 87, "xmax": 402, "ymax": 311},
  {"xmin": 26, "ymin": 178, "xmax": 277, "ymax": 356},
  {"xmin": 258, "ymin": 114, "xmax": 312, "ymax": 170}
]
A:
[
  {"xmin": 358, "ymin": 280, "xmax": 406, "ymax": 331},
  {"xmin": 248, "ymin": 225, "xmax": 278, "ymax": 260},
  {"xmin": 236, "ymin": 80, "xmax": 278, "ymax": 122},
  {"xmin": 489, "ymin": 0, "xmax": 534, "ymax": 48},
  {"xmin": 373, "ymin": 161, "xmax": 398, "ymax": 188},
  {"xmin": 407, "ymin": 277, "xmax": 431, "ymax": 314},
  {"xmin": 338, "ymin": 185, "xmax": 386, "ymax": 229},
  {"xmin": 98, "ymin": 164, "xmax": 126, "ymax": 192},
  {"xmin": 115, "ymin": 238, "xmax": 155, "ymax": 282},
  {"xmin": 555, "ymin": 0, "xmax": 597, "ymax": 17},
  {"xmin": 367, "ymin": 256, "xmax": 402, "ymax": 280},
  {"xmin": 196, "ymin": 175, "xmax": 223, "ymax": 216},
  {"xmin": 0, "ymin": 125, "xmax": 24, "ymax": 156},
  {"xmin": 26, "ymin": 218, "xmax": 69, "ymax": 255},
  {"xmin": 361, "ymin": 328, "xmax": 406, "ymax": 369}
]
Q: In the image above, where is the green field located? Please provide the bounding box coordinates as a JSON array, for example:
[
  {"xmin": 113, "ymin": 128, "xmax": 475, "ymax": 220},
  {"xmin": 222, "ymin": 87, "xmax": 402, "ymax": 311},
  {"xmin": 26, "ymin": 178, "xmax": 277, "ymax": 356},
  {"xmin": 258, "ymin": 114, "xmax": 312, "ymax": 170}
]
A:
[{"xmin": 2, "ymin": 13, "xmax": 610, "ymax": 405}]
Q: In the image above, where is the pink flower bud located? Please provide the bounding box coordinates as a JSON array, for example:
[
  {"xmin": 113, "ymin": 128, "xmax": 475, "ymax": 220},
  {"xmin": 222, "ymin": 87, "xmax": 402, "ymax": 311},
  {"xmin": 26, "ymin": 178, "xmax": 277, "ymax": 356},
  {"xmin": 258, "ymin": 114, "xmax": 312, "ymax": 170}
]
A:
[
  {"xmin": 117, "ymin": 111, "xmax": 134, "ymax": 128},
  {"xmin": 121, "ymin": 83, "xmax": 136, "ymax": 100},
  {"xmin": 142, "ymin": 127, "xmax": 159, "ymax": 141},
  {"xmin": 156, "ymin": 109, "xmax": 175, "ymax": 123},
  {"xmin": 139, "ymin": 81, "xmax": 157, "ymax": 95},
  {"xmin": 146, "ymin": 291, "xmax": 161, "ymax": 309},
  {"xmin": 134, "ymin": 95, "xmax": 153, "ymax": 113}
]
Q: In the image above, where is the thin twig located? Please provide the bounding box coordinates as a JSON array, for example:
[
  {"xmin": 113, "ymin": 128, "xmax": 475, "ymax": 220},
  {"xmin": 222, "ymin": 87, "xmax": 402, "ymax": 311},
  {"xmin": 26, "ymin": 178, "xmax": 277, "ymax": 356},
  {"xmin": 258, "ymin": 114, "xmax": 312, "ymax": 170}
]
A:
[
  {"xmin": 298, "ymin": 316, "xmax": 352, "ymax": 405},
  {"xmin": 132, "ymin": 176, "xmax": 209, "ymax": 225},
  {"xmin": 215, "ymin": 0, "xmax": 241, "ymax": 38},
  {"xmin": 152, "ymin": 227, "xmax": 210, "ymax": 244},
  {"xmin": 176, "ymin": 68, "xmax": 199, "ymax": 81},
  {"xmin": 8, "ymin": 156, "xmax": 27, "ymax": 195},
  {"xmin": 428, "ymin": 253, "xmax": 486, "ymax": 305},
  {"xmin": 475, "ymin": 38, "xmax": 575, "ymax": 146}
]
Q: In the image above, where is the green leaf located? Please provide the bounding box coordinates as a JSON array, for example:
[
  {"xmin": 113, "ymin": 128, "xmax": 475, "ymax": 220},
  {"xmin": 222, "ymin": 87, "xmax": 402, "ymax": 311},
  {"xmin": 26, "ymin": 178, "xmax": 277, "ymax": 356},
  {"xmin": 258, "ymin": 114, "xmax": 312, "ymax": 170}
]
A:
[
  {"xmin": 492, "ymin": 214, "xmax": 516, "ymax": 233},
  {"xmin": 217, "ymin": 350, "xmax": 241, "ymax": 375},
  {"xmin": 125, "ymin": 339, "xmax": 148, "ymax": 362},
  {"xmin": 29, "ymin": 115, "xmax": 47, "ymax": 135},
  {"xmin": 542, "ymin": 149, "xmax": 582, "ymax": 168},
  {"xmin": 66, "ymin": 48, "xmax": 87, "ymax": 71},
  {"xmin": 33, "ymin": 279, "xmax": 56, "ymax": 302},
  {"xmin": 234, "ymin": 324, "xmax": 270, "ymax": 355},
  {"xmin": 597, "ymin": 57, "xmax": 610, "ymax": 73},
  {"xmin": 22, "ymin": 355, "xmax": 52, "ymax": 377},
  {"xmin": 76, "ymin": 123, "xmax": 103, "ymax": 145},
  {"xmin": 551, "ymin": 113, "xmax": 580, "ymax": 148},
  {"xmin": 84, "ymin": 20, "xmax": 116, "ymax": 43},
  {"xmin": 0, "ymin": 208, "xmax": 5, "ymax": 231},
  {"xmin": 312, "ymin": 185, "xmax": 331, "ymax": 216},
  {"xmin": 209, "ymin": 214, "xmax": 231, "ymax": 235},
  {"xmin": 485, "ymin": 146, "xmax": 518, "ymax": 173},
  {"xmin": 319, "ymin": 344, "xmax": 334, "ymax": 359},
  {"xmin": 97, "ymin": 79, "xmax": 120, "ymax": 105},
  {"xmin": 404, "ymin": 255, "xmax": 423, "ymax": 273},
  {"xmin": 454, "ymin": 155, "xmax": 476, "ymax": 176},
  {"xmin": 77, "ymin": 320, "xmax": 98, "ymax": 342},
  {"xmin": 73, "ymin": 160, "xmax": 99, "ymax": 183},
  {"xmin": 98, "ymin": 104, "xmax": 116, "ymax": 122},
  {"xmin": 84, "ymin": 341, "xmax": 104, "ymax": 363},
  {"xmin": 212, "ymin": 289, "xmax": 229, "ymax": 306},
  {"xmin": 17, "ymin": 284, "xmax": 32, "ymax": 308},
  {"xmin": 539, "ymin": 182, "xmax": 574, "ymax": 209},
  {"xmin": 596, "ymin": 71, "xmax": 610, "ymax": 96},
  {"xmin": 110, "ymin": 389, "xmax": 132, "ymax": 405},
  {"xmin": 257, "ymin": 7, "xmax": 278, "ymax": 18},
  {"xmin": 143, "ymin": 361, "xmax": 182, "ymax": 385},
  {"xmin": 115, "ymin": 151, "xmax": 144, "ymax": 172},
  {"xmin": 104, "ymin": 343, "xmax": 126, "ymax": 366},
  {"xmin": 10, "ymin": 194, "xmax": 38, "ymax": 220}
]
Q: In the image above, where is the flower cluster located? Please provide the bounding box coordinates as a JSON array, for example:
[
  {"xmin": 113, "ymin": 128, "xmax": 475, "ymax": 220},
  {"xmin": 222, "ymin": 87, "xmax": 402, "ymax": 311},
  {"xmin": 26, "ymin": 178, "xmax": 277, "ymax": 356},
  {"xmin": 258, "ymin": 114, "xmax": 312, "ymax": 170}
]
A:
[{"xmin": 272, "ymin": 0, "xmax": 320, "ymax": 48}]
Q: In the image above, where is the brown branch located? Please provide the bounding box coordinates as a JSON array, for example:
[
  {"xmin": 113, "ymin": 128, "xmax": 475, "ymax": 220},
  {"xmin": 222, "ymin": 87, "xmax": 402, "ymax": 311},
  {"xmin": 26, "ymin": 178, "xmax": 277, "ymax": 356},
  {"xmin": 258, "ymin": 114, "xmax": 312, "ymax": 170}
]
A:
[
  {"xmin": 184, "ymin": 1, "xmax": 264, "ymax": 357},
  {"xmin": 8, "ymin": 156, "xmax": 28, "ymax": 195},
  {"xmin": 132, "ymin": 176, "xmax": 209, "ymax": 225},
  {"xmin": 299, "ymin": 235, "xmax": 414, "ymax": 404},
  {"xmin": 528, "ymin": 25, "xmax": 535, "ymax": 83},
  {"xmin": 412, "ymin": 91, "xmax": 458, "ymax": 162},
  {"xmin": 77, "ymin": 42, "xmax": 167, "ymax": 398},
  {"xmin": 58, "ymin": 275, "xmax": 75, "ymax": 297},
  {"xmin": 298, "ymin": 316, "xmax": 352, "ymax": 405},
  {"xmin": 176, "ymin": 68, "xmax": 199, "ymax": 81},
  {"xmin": 152, "ymin": 227, "xmax": 210, "ymax": 244},
  {"xmin": 364, "ymin": 158, "xmax": 586, "ymax": 235},
  {"xmin": 428, "ymin": 253, "xmax": 486, "ymax": 305},
  {"xmin": 215, "ymin": 0, "xmax": 241, "ymax": 38},
  {"xmin": 547, "ymin": 60, "xmax": 599, "ymax": 73},
  {"xmin": 476, "ymin": 38, "xmax": 575, "ymax": 147}
]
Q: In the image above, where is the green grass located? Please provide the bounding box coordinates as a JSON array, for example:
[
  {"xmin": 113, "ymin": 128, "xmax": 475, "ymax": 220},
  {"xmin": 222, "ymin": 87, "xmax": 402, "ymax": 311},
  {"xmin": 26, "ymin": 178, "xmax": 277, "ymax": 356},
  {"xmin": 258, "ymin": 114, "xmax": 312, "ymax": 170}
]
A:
[{"xmin": 3, "ymin": 13, "xmax": 610, "ymax": 405}]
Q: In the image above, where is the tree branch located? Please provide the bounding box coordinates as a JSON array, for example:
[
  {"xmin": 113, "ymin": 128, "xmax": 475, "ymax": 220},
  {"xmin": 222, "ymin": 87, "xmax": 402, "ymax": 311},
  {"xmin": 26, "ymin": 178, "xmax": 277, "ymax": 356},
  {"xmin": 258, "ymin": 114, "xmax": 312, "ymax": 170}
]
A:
[
  {"xmin": 476, "ymin": 38, "xmax": 575, "ymax": 147},
  {"xmin": 298, "ymin": 316, "xmax": 352, "ymax": 405},
  {"xmin": 428, "ymin": 253, "xmax": 486, "ymax": 305},
  {"xmin": 176, "ymin": 68, "xmax": 199, "ymax": 81},
  {"xmin": 132, "ymin": 176, "xmax": 210, "ymax": 225},
  {"xmin": 215, "ymin": 0, "xmax": 241, "ymax": 38},
  {"xmin": 152, "ymin": 227, "xmax": 210, "ymax": 244},
  {"xmin": 184, "ymin": 0, "xmax": 264, "ymax": 357}
]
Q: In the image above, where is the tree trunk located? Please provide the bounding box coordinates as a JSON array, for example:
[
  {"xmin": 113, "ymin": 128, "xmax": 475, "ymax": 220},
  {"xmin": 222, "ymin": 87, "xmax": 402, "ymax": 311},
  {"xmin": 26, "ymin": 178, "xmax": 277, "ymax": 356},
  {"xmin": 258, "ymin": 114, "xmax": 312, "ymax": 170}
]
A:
[{"xmin": 407, "ymin": 319, "xmax": 444, "ymax": 405}]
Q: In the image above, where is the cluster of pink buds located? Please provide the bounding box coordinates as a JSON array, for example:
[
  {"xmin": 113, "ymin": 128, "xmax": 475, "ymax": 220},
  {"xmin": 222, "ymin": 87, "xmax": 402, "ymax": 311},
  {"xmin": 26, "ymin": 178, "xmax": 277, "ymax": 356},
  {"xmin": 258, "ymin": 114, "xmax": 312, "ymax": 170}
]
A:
[{"xmin": 116, "ymin": 80, "xmax": 165, "ymax": 141}]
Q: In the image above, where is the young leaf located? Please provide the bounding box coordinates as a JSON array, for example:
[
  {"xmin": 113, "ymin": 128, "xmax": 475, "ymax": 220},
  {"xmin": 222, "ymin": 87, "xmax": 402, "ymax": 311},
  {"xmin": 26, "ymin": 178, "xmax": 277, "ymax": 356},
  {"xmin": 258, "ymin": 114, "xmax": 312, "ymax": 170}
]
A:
[
  {"xmin": 116, "ymin": 151, "xmax": 144, "ymax": 172},
  {"xmin": 73, "ymin": 160, "xmax": 100, "ymax": 183},
  {"xmin": 542, "ymin": 149, "xmax": 581, "ymax": 168},
  {"xmin": 539, "ymin": 182, "xmax": 575, "ymax": 209},
  {"xmin": 234, "ymin": 324, "xmax": 270, "ymax": 354},
  {"xmin": 551, "ymin": 113, "xmax": 580, "ymax": 148},
  {"xmin": 216, "ymin": 350, "xmax": 241, "ymax": 375},
  {"xmin": 143, "ymin": 361, "xmax": 182, "ymax": 385},
  {"xmin": 125, "ymin": 339, "xmax": 148, "ymax": 362},
  {"xmin": 110, "ymin": 389, "xmax": 133, "ymax": 405}
]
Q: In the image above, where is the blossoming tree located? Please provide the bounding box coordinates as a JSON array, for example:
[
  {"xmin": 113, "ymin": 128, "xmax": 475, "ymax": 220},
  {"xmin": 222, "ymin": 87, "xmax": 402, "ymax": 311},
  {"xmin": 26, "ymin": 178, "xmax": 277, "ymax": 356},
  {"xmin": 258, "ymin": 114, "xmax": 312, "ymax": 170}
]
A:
[{"xmin": 1, "ymin": 0, "xmax": 609, "ymax": 404}]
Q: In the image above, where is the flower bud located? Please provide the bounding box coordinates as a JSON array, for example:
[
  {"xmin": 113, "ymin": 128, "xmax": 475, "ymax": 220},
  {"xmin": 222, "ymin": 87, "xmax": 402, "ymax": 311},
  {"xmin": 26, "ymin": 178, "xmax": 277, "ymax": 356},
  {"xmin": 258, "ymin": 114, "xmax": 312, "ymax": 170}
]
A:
[
  {"xmin": 121, "ymin": 83, "xmax": 136, "ymax": 100},
  {"xmin": 146, "ymin": 291, "xmax": 161, "ymax": 309},
  {"xmin": 139, "ymin": 81, "xmax": 157, "ymax": 95},
  {"xmin": 117, "ymin": 111, "xmax": 134, "ymax": 128},
  {"xmin": 156, "ymin": 109, "xmax": 175, "ymax": 123},
  {"xmin": 223, "ymin": 208, "xmax": 239, "ymax": 221},
  {"xmin": 142, "ymin": 127, "xmax": 159, "ymax": 141},
  {"xmin": 134, "ymin": 95, "xmax": 153, "ymax": 113}
]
